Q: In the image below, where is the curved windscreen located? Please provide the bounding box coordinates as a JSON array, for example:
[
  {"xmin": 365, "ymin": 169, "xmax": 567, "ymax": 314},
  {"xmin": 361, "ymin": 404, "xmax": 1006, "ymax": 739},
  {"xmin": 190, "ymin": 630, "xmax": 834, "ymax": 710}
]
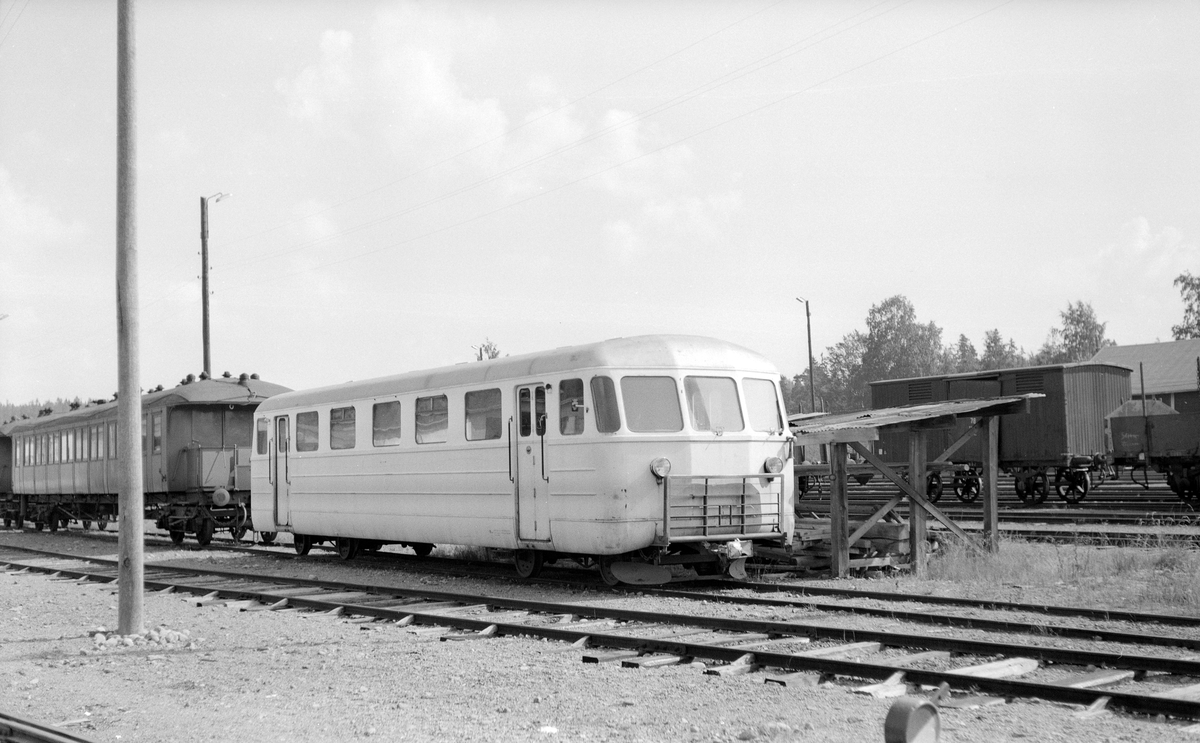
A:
[
  {"xmin": 744, "ymin": 378, "xmax": 783, "ymax": 432},
  {"xmin": 684, "ymin": 376, "xmax": 743, "ymax": 433},
  {"xmin": 621, "ymin": 376, "xmax": 683, "ymax": 432}
]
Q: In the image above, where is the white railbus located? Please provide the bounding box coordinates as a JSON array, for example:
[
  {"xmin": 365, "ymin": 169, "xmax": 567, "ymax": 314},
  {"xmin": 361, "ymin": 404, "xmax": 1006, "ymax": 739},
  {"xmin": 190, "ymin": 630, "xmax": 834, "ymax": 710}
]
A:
[{"xmin": 250, "ymin": 335, "xmax": 793, "ymax": 584}]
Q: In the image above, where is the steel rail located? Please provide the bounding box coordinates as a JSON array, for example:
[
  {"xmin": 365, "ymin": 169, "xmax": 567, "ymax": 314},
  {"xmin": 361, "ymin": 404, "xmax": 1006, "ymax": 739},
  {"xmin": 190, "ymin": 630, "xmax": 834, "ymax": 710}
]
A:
[
  {"xmin": 4, "ymin": 548, "xmax": 1200, "ymax": 720},
  {"xmin": 0, "ymin": 711, "xmax": 97, "ymax": 743}
]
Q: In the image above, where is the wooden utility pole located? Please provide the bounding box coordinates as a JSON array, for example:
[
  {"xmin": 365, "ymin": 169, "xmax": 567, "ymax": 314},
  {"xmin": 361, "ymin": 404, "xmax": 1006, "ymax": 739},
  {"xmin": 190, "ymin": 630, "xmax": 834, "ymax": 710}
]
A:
[{"xmin": 116, "ymin": 0, "xmax": 144, "ymax": 636}]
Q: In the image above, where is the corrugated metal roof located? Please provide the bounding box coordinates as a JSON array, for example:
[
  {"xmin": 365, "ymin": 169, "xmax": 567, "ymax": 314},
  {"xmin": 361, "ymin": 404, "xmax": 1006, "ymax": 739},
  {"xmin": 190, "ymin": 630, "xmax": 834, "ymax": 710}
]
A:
[
  {"xmin": 867, "ymin": 361, "xmax": 1129, "ymax": 387},
  {"xmin": 790, "ymin": 395, "xmax": 1040, "ymax": 443},
  {"xmin": 1090, "ymin": 339, "xmax": 1200, "ymax": 395}
]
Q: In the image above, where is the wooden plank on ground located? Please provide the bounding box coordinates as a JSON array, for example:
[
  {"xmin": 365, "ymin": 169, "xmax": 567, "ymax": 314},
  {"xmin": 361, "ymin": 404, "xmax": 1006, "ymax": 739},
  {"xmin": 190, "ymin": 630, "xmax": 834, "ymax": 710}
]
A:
[
  {"xmin": 796, "ymin": 641, "xmax": 881, "ymax": 659},
  {"xmin": 1064, "ymin": 669, "xmax": 1135, "ymax": 689},
  {"xmin": 953, "ymin": 657, "xmax": 1039, "ymax": 679}
]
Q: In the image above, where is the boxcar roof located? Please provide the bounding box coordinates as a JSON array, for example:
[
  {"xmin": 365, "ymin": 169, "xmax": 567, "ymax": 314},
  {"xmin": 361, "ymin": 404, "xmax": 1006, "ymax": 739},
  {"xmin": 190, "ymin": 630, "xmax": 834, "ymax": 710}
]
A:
[
  {"xmin": 258, "ymin": 335, "xmax": 778, "ymax": 412},
  {"xmin": 0, "ymin": 376, "xmax": 291, "ymax": 437},
  {"xmin": 868, "ymin": 362, "xmax": 1133, "ymax": 387}
]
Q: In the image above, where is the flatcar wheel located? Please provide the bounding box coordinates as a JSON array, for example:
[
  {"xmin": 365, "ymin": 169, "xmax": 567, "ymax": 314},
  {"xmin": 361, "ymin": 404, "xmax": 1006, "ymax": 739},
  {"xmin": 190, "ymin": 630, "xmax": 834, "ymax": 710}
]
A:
[
  {"xmin": 169, "ymin": 530, "xmax": 185, "ymax": 546},
  {"xmin": 81, "ymin": 520, "xmax": 92, "ymax": 530},
  {"xmin": 597, "ymin": 556, "xmax": 621, "ymax": 587},
  {"xmin": 513, "ymin": 549, "xmax": 543, "ymax": 580},
  {"xmin": 196, "ymin": 519, "xmax": 215, "ymax": 547},
  {"xmin": 48, "ymin": 518, "xmax": 58, "ymax": 533},
  {"xmin": 1013, "ymin": 476, "xmax": 1027, "ymax": 501},
  {"xmin": 925, "ymin": 473, "xmax": 943, "ymax": 503},
  {"xmin": 3, "ymin": 517, "xmax": 11, "ymax": 528},
  {"xmin": 412, "ymin": 543, "xmax": 434, "ymax": 557},
  {"xmin": 336, "ymin": 537, "xmax": 359, "ymax": 561},
  {"xmin": 259, "ymin": 531, "xmax": 277, "ymax": 546},
  {"xmin": 293, "ymin": 534, "xmax": 312, "ymax": 556},
  {"xmin": 1030, "ymin": 472, "xmax": 1049, "ymax": 505},
  {"xmin": 97, "ymin": 519, "xmax": 108, "ymax": 531},
  {"xmin": 1060, "ymin": 472, "xmax": 1090, "ymax": 504}
]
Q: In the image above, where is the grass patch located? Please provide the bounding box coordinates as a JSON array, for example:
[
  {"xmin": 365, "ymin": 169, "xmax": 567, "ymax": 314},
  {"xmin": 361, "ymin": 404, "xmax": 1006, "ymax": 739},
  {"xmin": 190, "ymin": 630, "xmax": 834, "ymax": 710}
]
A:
[{"xmin": 916, "ymin": 537, "xmax": 1200, "ymax": 616}]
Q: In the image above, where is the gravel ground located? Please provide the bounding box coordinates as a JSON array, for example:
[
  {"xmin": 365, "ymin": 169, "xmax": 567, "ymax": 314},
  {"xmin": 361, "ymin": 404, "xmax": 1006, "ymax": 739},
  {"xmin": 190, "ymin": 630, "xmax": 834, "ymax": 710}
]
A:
[{"xmin": 2, "ymin": 529, "xmax": 1198, "ymax": 743}]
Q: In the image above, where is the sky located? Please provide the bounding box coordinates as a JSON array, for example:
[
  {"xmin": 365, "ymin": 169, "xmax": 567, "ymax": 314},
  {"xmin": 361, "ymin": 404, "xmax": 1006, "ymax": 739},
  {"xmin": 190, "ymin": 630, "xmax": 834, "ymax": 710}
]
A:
[{"xmin": 1, "ymin": 0, "xmax": 1198, "ymax": 403}]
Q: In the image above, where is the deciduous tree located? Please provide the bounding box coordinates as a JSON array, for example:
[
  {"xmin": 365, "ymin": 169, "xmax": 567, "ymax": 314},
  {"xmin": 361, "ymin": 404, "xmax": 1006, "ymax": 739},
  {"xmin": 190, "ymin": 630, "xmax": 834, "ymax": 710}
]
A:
[{"xmin": 1172, "ymin": 271, "xmax": 1200, "ymax": 340}]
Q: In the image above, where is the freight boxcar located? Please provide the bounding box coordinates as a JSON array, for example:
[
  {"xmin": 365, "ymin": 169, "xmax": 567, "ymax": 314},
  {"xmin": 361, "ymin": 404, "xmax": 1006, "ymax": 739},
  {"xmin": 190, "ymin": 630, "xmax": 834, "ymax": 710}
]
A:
[
  {"xmin": 870, "ymin": 362, "xmax": 1131, "ymax": 504},
  {"xmin": 1108, "ymin": 400, "xmax": 1200, "ymax": 503}
]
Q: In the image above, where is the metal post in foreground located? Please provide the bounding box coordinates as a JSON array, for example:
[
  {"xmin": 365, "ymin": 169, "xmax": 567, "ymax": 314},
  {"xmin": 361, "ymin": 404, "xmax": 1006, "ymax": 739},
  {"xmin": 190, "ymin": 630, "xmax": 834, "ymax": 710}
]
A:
[{"xmin": 116, "ymin": 0, "xmax": 144, "ymax": 636}]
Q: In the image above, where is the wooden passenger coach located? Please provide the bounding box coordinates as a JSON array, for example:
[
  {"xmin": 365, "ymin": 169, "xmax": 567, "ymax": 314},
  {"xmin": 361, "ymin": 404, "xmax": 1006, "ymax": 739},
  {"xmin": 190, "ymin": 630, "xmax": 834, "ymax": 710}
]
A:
[{"xmin": 250, "ymin": 335, "xmax": 794, "ymax": 584}]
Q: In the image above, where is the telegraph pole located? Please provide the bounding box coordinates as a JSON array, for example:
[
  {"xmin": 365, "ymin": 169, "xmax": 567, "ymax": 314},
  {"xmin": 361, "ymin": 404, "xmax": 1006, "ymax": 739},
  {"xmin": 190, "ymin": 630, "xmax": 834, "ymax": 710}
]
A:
[
  {"xmin": 116, "ymin": 0, "xmax": 144, "ymax": 636},
  {"xmin": 200, "ymin": 192, "xmax": 228, "ymax": 377},
  {"xmin": 796, "ymin": 297, "xmax": 817, "ymax": 413}
]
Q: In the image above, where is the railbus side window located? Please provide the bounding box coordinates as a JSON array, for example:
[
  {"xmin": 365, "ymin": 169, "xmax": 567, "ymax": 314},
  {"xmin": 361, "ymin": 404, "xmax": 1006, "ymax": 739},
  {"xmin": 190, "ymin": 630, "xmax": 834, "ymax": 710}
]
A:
[
  {"xmin": 296, "ymin": 411, "xmax": 319, "ymax": 452},
  {"xmin": 620, "ymin": 376, "xmax": 683, "ymax": 433},
  {"xmin": 415, "ymin": 395, "xmax": 448, "ymax": 444},
  {"xmin": 684, "ymin": 376, "xmax": 743, "ymax": 433},
  {"xmin": 744, "ymin": 378, "xmax": 784, "ymax": 432},
  {"xmin": 152, "ymin": 412, "xmax": 163, "ymax": 454},
  {"xmin": 373, "ymin": 401, "xmax": 402, "ymax": 447},
  {"xmin": 465, "ymin": 389, "xmax": 502, "ymax": 441},
  {"xmin": 559, "ymin": 379, "xmax": 584, "ymax": 435},
  {"xmin": 590, "ymin": 376, "xmax": 621, "ymax": 433},
  {"xmin": 535, "ymin": 386, "xmax": 546, "ymax": 436},
  {"xmin": 256, "ymin": 419, "xmax": 269, "ymax": 455},
  {"xmin": 330, "ymin": 406, "xmax": 356, "ymax": 450},
  {"xmin": 519, "ymin": 389, "xmax": 531, "ymax": 436}
]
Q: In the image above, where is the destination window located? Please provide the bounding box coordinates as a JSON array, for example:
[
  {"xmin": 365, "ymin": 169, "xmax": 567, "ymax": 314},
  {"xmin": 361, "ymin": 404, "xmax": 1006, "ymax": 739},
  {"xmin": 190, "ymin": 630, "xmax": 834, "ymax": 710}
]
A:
[
  {"xmin": 296, "ymin": 411, "xmax": 319, "ymax": 452},
  {"xmin": 465, "ymin": 389, "xmax": 502, "ymax": 441},
  {"xmin": 621, "ymin": 376, "xmax": 683, "ymax": 433},
  {"xmin": 744, "ymin": 378, "xmax": 784, "ymax": 433},
  {"xmin": 373, "ymin": 402, "xmax": 402, "ymax": 447},
  {"xmin": 416, "ymin": 395, "xmax": 448, "ymax": 444},
  {"xmin": 330, "ymin": 406, "xmax": 356, "ymax": 450},
  {"xmin": 559, "ymin": 379, "xmax": 584, "ymax": 435},
  {"xmin": 590, "ymin": 376, "xmax": 621, "ymax": 433},
  {"xmin": 684, "ymin": 376, "xmax": 744, "ymax": 433}
]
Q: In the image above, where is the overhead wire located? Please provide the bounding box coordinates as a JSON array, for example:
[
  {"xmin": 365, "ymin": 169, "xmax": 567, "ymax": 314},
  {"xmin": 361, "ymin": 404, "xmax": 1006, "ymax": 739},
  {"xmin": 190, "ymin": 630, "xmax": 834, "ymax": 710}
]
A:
[{"xmin": 0, "ymin": 0, "xmax": 30, "ymax": 51}]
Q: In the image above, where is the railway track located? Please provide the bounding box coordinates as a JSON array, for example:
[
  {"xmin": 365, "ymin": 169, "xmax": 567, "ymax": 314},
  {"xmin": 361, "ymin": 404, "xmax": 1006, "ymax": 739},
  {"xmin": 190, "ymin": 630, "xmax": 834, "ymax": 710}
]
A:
[
  {"xmin": 3, "ymin": 545, "xmax": 1200, "ymax": 725},
  {"xmin": 0, "ymin": 710, "xmax": 96, "ymax": 743}
]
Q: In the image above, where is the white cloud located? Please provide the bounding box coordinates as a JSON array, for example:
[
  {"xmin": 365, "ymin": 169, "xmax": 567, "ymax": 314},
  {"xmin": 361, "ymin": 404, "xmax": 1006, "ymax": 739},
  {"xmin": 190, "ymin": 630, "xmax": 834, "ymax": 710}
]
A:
[
  {"xmin": 276, "ymin": 29, "xmax": 357, "ymax": 124},
  {"xmin": 0, "ymin": 166, "xmax": 85, "ymax": 249}
]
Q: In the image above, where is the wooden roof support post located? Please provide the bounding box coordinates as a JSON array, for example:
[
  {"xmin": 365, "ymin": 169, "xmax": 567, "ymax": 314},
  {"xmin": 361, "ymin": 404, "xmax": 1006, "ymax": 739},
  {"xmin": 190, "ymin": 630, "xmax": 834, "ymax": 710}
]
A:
[
  {"xmin": 829, "ymin": 442, "xmax": 850, "ymax": 578},
  {"xmin": 981, "ymin": 416, "xmax": 1000, "ymax": 552},
  {"xmin": 908, "ymin": 430, "xmax": 928, "ymax": 577}
]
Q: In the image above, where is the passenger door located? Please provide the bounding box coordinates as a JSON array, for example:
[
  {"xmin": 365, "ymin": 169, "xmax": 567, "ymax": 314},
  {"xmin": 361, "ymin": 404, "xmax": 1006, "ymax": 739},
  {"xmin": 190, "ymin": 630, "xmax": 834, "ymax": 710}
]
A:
[
  {"xmin": 515, "ymin": 384, "xmax": 551, "ymax": 542},
  {"xmin": 273, "ymin": 416, "xmax": 291, "ymax": 528}
]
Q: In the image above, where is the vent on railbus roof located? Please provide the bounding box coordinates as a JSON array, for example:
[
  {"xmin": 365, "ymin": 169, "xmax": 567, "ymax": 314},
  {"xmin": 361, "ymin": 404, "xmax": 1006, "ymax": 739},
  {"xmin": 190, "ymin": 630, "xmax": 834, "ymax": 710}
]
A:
[
  {"xmin": 1014, "ymin": 371, "xmax": 1045, "ymax": 394},
  {"xmin": 907, "ymin": 380, "xmax": 934, "ymax": 403}
]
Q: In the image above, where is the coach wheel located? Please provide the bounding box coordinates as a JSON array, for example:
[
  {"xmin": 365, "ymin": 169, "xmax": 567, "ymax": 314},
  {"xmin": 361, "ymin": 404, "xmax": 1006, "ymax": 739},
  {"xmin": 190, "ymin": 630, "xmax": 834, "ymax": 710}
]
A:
[
  {"xmin": 196, "ymin": 519, "xmax": 215, "ymax": 547},
  {"xmin": 97, "ymin": 519, "xmax": 108, "ymax": 531},
  {"xmin": 259, "ymin": 532, "xmax": 277, "ymax": 546},
  {"xmin": 925, "ymin": 473, "xmax": 943, "ymax": 503},
  {"xmin": 513, "ymin": 549, "xmax": 543, "ymax": 580},
  {"xmin": 336, "ymin": 537, "xmax": 359, "ymax": 561},
  {"xmin": 411, "ymin": 543, "xmax": 434, "ymax": 557},
  {"xmin": 293, "ymin": 534, "xmax": 312, "ymax": 556},
  {"xmin": 956, "ymin": 476, "xmax": 981, "ymax": 503},
  {"xmin": 230, "ymin": 525, "xmax": 248, "ymax": 543},
  {"xmin": 169, "ymin": 530, "xmax": 185, "ymax": 546}
]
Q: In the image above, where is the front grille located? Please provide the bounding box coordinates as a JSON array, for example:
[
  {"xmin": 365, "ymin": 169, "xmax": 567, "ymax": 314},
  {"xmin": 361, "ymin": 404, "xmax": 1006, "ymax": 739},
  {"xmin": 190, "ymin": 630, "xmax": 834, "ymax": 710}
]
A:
[{"xmin": 662, "ymin": 474, "xmax": 784, "ymax": 542}]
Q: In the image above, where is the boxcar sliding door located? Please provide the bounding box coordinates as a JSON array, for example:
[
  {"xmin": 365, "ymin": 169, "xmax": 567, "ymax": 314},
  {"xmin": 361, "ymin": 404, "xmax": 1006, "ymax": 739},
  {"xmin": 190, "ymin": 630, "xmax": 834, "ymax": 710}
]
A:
[{"xmin": 515, "ymin": 384, "xmax": 551, "ymax": 542}]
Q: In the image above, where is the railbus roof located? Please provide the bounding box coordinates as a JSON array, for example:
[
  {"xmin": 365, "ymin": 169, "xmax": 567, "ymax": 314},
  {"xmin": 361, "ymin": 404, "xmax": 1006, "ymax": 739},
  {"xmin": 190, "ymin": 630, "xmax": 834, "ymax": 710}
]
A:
[{"xmin": 258, "ymin": 335, "xmax": 779, "ymax": 412}]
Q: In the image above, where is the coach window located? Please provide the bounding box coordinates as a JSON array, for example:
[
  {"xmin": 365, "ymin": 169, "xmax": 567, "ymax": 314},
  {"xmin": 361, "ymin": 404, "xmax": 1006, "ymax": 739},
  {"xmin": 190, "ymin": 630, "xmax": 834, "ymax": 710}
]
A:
[
  {"xmin": 559, "ymin": 379, "xmax": 584, "ymax": 435},
  {"xmin": 621, "ymin": 376, "xmax": 683, "ymax": 433},
  {"xmin": 684, "ymin": 376, "xmax": 743, "ymax": 433},
  {"xmin": 465, "ymin": 389, "xmax": 501, "ymax": 441},
  {"xmin": 256, "ymin": 418, "xmax": 269, "ymax": 455},
  {"xmin": 590, "ymin": 376, "xmax": 621, "ymax": 433},
  {"xmin": 330, "ymin": 406, "xmax": 356, "ymax": 450},
  {"xmin": 152, "ymin": 412, "xmax": 163, "ymax": 454},
  {"xmin": 416, "ymin": 395, "xmax": 448, "ymax": 444},
  {"xmin": 744, "ymin": 378, "xmax": 784, "ymax": 433},
  {"xmin": 373, "ymin": 401, "xmax": 402, "ymax": 446},
  {"xmin": 194, "ymin": 409, "xmax": 222, "ymax": 446},
  {"xmin": 296, "ymin": 411, "xmax": 319, "ymax": 452},
  {"xmin": 108, "ymin": 422, "xmax": 117, "ymax": 459},
  {"xmin": 226, "ymin": 409, "xmax": 253, "ymax": 448},
  {"xmin": 95, "ymin": 425, "xmax": 105, "ymax": 460}
]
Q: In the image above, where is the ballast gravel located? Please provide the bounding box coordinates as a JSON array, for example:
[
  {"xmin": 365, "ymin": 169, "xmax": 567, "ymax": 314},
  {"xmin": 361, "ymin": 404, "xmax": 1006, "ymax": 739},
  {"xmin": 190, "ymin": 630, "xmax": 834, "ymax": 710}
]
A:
[{"xmin": 1, "ymin": 529, "xmax": 1196, "ymax": 743}]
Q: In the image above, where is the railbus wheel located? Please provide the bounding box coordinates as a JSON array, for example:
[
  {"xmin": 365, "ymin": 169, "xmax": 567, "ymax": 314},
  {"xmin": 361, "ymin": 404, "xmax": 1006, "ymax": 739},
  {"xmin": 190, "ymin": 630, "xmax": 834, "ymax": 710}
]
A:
[
  {"xmin": 336, "ymin": 537, "xmax": 359, "ymax": 561},
  {"xmin": 597, "ymin": 556, "xmax": 621, "ymax": 587},
  {"xmin": 293, "ymin": 534, "xmax": 312, "ymax": 556},
  {"xmin": 513, "ymin": 549, "xmax": 543, "ymax": 580},
  {"xmin": 169, "ymin": 530, "xmax": 185, "ymax": 546},
  {"xmin": 196, "ymin": 519, "xmax": 215, "ymax": 547},
  {"xmin": 259, "ymin": 531, "xmax": 277, "ymax": 546},
  {"xmin": 411, "ymin": 543, "xmax": 434, "ymax": 557}
]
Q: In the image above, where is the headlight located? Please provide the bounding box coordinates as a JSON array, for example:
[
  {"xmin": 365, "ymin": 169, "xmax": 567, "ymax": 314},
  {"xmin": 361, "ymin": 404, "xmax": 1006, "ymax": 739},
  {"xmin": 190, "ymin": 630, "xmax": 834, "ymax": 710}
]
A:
[
  {"xmin": 650, "ymin": 457, "xmax": 672, "ymax": 478},
  {"xmin": 763, "ymin": 456, "xmax": 784, "ymax": 474}
]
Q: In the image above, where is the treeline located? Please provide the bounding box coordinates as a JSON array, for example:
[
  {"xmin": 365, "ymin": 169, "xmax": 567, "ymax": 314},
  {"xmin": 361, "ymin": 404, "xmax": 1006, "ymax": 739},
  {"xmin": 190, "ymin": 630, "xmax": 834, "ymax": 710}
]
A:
[
  {"xmin": 781, "ymin": 295, "xmax": 1115, "ymax": 415},
  {"xmin": 1, "ymin": 398, "xmax": 84, "ymax": 426}
]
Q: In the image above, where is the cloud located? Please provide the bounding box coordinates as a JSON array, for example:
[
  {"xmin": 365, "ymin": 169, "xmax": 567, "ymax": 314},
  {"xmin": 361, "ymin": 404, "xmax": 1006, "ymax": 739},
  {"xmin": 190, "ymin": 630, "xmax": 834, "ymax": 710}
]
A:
[
  {"xmin": 0, "ymin": 166, "xmax": 85, "ymax": 249},
  {"xmin": 276, "ymin": 29, "xmax": 357, "ymax": 124}
]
